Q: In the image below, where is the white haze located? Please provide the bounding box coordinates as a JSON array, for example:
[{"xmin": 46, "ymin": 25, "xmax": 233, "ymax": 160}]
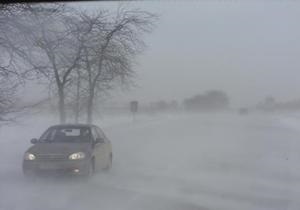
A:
[
  {"xmin": 2, "ymin": 112, "xmax": 300, "ymax": 210},
  {"xmin": 72, "ymin": 1, "xmax": 300, "ymax": 107},
  {"xmin": 2, "ymin": 1, "xmax": 300, "ymax": 210}
]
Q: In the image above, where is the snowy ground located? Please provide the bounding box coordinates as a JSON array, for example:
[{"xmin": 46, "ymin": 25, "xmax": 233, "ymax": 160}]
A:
[{"xmin": 1, "ymin": 112, "xmax": 300, "ymax": 210}]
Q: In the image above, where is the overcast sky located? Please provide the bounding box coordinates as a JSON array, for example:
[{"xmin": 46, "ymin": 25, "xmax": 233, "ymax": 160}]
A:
[{"xmin": 70, "ymin": 1, "xmax": 300, "ymax": 107}]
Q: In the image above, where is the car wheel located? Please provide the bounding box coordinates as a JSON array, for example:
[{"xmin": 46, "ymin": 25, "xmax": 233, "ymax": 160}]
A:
[{"xmin": 84, "ymin": 160, "xmax": 94, "ymax": 177}]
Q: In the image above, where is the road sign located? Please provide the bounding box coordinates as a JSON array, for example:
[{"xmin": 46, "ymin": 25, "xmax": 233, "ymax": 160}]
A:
[{"xmin": 130, "ymin": 101, "xmax": 138, "ymax": 113}]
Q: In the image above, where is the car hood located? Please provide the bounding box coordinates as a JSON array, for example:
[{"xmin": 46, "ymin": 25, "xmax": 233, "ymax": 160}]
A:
[{"xmin": 26, "ymin": 142, "xmax": 91, "ymax": 155}]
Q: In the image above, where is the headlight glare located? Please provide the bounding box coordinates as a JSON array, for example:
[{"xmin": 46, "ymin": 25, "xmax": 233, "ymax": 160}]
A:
[
  {"xmin": 24, "ymin": 153, "xmax": 36, "ymax": 160},
  {"xmin": 69, "ymin": 152, "xmax": 85, "ymax": 160}
]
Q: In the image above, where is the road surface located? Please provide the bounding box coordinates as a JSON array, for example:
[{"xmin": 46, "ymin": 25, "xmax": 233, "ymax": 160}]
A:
[{"xmin": 1, "ymin": 112, "xmax": 300, "ymax": 210}]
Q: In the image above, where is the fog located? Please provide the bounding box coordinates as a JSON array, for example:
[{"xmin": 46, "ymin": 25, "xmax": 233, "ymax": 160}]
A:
[
  {"xmin": 2, "ymin": 1, "xmax": 300, "ymax": 210},
  {"xmin": 69, "ymin": 1, "xmax": 300, "ymax": 107},
  {"xmin": 2, "ymin": 112, "xmax": 300, "ymax": 210}
]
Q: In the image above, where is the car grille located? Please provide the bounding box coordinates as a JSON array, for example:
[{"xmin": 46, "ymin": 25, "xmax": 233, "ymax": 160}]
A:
[{"xmin": 36, "ymin": 154, "xmax": 67, "ymax": 161}]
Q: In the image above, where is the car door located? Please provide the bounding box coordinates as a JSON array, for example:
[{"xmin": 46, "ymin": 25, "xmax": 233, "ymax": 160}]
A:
[
  {"xmin": 91, "ymin": 127, "xmax": 106, "ymax": 170},
  {"xmin": 96, "ymin": 127, "xmax": 111, "ymax": 163}
]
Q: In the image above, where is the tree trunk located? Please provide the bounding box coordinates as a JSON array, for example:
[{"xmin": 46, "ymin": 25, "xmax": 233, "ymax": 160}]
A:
[
  {"xmin": 74, "ymin": 70, "xmax": 81, "ymax": 123},
  {"xmin": 86, "ymin": 89, "xmax": 94, "ymax": 124},
  {"xmin": 58, "ymin": 87, "xmax": 66, "ymax": 124}
]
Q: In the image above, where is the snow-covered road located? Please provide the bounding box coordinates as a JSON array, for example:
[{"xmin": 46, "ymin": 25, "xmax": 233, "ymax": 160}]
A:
[{"xmin": 1, "ymin": 113, "xmax": 300, "ymax": 210}]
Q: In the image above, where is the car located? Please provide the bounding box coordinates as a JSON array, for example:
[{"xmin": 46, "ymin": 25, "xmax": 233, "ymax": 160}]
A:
[{"xmin": 22, "ymin": 124, "xmax": 112, "ymax": 177}]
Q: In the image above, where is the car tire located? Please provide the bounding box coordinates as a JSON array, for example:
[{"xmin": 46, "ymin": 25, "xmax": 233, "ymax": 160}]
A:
[{"xmin": 84, "ymin": 160, "xmax": 94, "ymax": 178}]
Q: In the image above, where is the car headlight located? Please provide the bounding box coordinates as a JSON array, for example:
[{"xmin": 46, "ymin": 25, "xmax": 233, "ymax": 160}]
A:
[
  {"xmin": 24, "ymin": 152, "xmax": 36, "ymax": 160},
  {"xmin": 69, "ymin": 152, "xmax": 85, "ymax": 160}
]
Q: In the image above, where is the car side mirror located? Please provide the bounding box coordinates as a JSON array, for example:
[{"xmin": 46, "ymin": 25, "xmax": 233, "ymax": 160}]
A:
[
  {"xmin": 30, "ymin": 138, "xmax": 38, "ymax": 144},
  {"xmin": 95, "ymin": 137, "xmax": 105, "ymax": 144}
]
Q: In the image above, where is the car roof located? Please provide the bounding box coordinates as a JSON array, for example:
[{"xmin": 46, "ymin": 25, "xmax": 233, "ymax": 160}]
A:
[{"xmin": 49, "ymin": 124, "xmax": 97, "ymax": 129}]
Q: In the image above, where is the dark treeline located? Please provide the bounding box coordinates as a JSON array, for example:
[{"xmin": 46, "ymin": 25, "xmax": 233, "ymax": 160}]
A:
[
  {"xmin": 257, "ymin": 97, "xmax": 300, "ymax": 112},
  {"xmin": 121, "ymin": 90, "xmax": 231, "ymax": 114},
  {"xmin": 183, "ymin": 90, "xmax": 230, "ymax": 112}
]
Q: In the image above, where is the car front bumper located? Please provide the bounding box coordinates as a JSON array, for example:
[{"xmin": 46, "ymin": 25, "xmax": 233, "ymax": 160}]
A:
[{"xmin": 23, "ymin": 159, "xmax": 89, "ymax": 176}]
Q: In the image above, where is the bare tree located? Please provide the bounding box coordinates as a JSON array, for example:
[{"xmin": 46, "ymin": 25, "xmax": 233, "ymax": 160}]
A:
[
  {"xmin": 75, "ymin": 8, "xmax": 157, "ymax": 123},
  {"xmin": 0, "ymin": 4, "xmax": 33, "ymax": 124},
  {"xmin": 2, "ymin": 4, "xmax": 86, "ymax": 123},
  {"xmin": 1, "ymin": 4, "xmax": 157, "ymax": 124},
  {"xmin": 65, "ymin": 67, "xmax": 89, "ymax": 123}
]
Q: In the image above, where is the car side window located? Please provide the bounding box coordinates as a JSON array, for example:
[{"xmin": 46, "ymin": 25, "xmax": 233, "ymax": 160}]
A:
[
  {"xmin": 91, "ymin": 127, "xmax": 99, "ymax": 142},
  {"xmin": 96, "ymin": 127, "xmax": 106, "ymax": 139}
]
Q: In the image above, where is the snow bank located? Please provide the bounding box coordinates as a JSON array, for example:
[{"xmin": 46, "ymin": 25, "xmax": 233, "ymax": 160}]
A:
[{"xmin": 1, "ymin": 112, "xmax": 300, "ymax": 210}]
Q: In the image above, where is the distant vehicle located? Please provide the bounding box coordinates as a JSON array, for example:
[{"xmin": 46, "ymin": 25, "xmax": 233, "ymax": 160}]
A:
[
  {"xmin": 23, "ymin": 124, "xmax": 112, "ymax": 177},
  {"xmin": 238, "ymin": 108, "xmax": 249, "ymax": 115}
]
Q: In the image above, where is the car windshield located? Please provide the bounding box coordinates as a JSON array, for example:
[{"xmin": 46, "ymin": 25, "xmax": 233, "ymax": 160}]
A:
[{"xmin": 39, "ymin": 127, "xmax": 91, "ymax": 143}]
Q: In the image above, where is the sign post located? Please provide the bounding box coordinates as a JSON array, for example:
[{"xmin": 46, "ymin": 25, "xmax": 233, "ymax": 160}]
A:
[{"xmin": 130, "ymin": 100, "xmax": 138, "ymax": 122}]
